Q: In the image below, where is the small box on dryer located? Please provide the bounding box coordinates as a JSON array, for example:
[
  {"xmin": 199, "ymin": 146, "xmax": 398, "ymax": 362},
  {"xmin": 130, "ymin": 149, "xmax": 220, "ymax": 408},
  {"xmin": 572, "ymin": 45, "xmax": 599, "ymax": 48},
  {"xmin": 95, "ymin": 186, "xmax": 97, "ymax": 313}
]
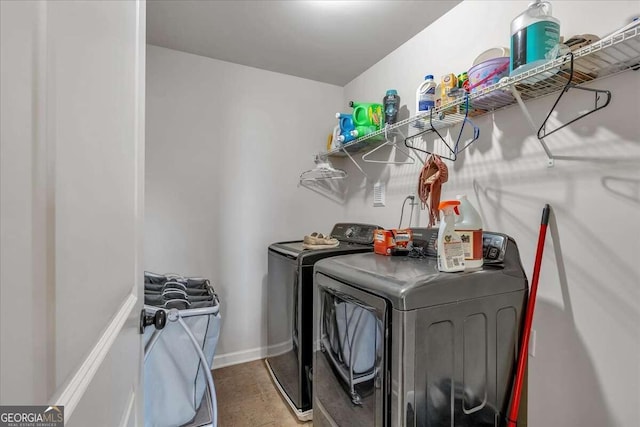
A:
[{"xmin": 374, "ymin": 229, "xmax": 413, "ymax": 256}]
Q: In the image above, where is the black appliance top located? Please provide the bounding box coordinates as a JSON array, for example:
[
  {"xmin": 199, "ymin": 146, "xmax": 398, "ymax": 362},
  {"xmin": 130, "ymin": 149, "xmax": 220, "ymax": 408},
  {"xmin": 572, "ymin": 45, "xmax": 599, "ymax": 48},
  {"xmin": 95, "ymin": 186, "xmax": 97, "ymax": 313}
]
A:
[
  {"xmin": 314, "ymin": 228, "xmax": 527, "ymax": 311},
  {"xmin": 269, "ymin": 223, "xmax": 380, "ymax": 266}
]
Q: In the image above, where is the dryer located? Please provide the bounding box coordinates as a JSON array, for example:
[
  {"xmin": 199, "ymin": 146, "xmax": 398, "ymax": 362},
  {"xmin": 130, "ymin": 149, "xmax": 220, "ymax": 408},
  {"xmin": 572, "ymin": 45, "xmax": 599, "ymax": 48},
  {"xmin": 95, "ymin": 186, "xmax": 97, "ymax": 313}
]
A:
[
  {"xmin": 313, "ymin": 228, "xmax": 528, "ymax": 427},
  {"xmin": 266, "ymin": 223, "xmax": 380, "ymax": 421}
]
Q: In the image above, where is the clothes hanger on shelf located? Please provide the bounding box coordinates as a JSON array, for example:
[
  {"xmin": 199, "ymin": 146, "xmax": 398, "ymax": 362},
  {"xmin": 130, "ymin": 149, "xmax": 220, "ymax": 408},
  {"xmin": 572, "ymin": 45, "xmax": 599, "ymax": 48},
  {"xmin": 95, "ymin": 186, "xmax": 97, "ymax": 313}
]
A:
[
  {"xmin": 361, "ymin": 125, "xmax": 417, "ymax": 165},
  {"xmin": 299, "ymin": 155, "xmax": 347, "ymax": 183}
]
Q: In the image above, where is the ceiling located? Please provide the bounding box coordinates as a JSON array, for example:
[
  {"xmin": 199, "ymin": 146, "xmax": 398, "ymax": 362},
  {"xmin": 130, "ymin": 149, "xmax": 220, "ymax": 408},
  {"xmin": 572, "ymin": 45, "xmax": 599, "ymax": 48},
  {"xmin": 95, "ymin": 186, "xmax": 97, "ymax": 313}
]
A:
[{"xmin": 147, "ymin": 1, "xmax": 461, "ymax": 86}]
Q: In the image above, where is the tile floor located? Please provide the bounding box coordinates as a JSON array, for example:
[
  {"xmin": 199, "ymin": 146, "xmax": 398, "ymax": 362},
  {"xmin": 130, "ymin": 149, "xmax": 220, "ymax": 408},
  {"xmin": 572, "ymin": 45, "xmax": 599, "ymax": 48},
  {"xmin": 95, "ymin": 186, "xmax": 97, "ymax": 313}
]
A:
[{"xmin": 213, "ymin": 359, "xmax": 313, "ymax": 427}]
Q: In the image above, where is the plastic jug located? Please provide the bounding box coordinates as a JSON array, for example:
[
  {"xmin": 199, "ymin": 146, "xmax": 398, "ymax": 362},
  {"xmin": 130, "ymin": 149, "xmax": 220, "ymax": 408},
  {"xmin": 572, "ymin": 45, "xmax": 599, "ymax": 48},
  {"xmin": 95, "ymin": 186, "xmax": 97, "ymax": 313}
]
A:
[
  {"xmin": 416, "ymin": 75, "xmax": 436, "ymax": 114},
  {"xmin": 437, "ymin": 200, "xmax": 465, "ymax": 273},
  {"xmin": 327, "ymin": 125, "xmax": 341, "ymax": 151},
  {"xmin": 454, "ymin": 195, "xmax": 484, "ymax": 269},
  {"xmin": 349, "ymin": 102, "xmax": 384, "ymax": 129},
  {"xmin": 336, "ymin": 113, "xmax": 356, "ymax": 143},
  {"xmin": 510, "ymin": 0, "xmax": 560, "ymax": 75},
  {"xmin": 351, "ymin": 125, "xmax": 377, "ymax": 139}
]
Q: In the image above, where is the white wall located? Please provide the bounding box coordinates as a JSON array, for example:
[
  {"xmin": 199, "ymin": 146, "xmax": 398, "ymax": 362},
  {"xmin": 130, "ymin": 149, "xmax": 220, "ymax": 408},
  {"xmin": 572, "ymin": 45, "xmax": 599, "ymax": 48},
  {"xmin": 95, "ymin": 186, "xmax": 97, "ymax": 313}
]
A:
[
  {"xmin": 144, "ymin": 45, "xmax": 345, "ymax": 365},
  {"xmin": 340, "ymin": 1, "xmax": 640, "ymax": 427}
]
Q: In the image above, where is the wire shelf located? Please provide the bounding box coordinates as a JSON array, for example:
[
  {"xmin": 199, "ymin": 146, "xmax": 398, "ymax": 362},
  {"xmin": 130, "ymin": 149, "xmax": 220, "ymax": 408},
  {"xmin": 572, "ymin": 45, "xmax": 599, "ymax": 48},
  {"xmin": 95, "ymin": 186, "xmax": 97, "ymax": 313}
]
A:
[{"xmin": 325, "ymin": 24, "xmax": 640, "ymax": 158}]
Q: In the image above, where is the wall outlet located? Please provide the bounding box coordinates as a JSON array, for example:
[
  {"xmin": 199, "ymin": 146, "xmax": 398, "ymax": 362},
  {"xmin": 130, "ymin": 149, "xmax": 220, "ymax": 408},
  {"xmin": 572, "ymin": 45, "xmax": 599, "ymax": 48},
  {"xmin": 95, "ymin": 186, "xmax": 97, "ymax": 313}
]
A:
[
  {"xmin": 373, "ymin": 182, "xmax": 385, "ymax": 207},
  {"xmin": 409, "ymin": 191, "xmax": 419, "ymax": 206}
]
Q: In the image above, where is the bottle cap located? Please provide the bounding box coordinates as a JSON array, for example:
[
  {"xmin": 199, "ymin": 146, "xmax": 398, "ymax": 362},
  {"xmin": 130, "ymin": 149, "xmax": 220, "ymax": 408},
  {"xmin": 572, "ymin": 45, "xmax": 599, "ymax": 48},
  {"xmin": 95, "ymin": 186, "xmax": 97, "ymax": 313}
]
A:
[
  {"xmin": 438, "ymin": 200, "xmax": 461, "ymax": 210},
  {"xmin": 386, "ymin": 89, "xmax": 398, "ymax": 95},
  {"xmin": 425, "ymin": 75, "xmax": 434, "ymax": 80}
]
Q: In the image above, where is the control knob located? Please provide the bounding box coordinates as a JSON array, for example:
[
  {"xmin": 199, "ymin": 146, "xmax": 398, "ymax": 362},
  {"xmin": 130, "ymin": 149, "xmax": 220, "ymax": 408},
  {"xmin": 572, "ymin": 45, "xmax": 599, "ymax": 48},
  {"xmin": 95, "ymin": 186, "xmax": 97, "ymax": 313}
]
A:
[{"xmin": 345, "ymin": 227, "xmax": 355, "ymax": 238}]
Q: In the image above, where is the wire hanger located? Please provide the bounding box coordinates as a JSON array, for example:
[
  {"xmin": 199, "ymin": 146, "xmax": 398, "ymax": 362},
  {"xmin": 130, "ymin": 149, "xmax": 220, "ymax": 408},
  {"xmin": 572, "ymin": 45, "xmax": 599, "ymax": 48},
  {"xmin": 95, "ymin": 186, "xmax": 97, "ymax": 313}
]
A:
[
  {"xmin": 361, "ymin": 125, "xmax": 417, "ymax": 164},
  {"xmin": 453, "ymin": 94, "xmax": 481, "ymax": 155},
  {"xmin": 404, "ymin": 108, "xmax": 457, "ymax": 160},
  {"xmin": 537, "ymin": 51, "xmax": 612, "ymax": 139},
  {"xmin": 299, "ymin": 155, "xmax": 347, "ymax": 183},
  {"xmin": 404, "ymin": 94, "xmax": 480, "ymax": 161}
]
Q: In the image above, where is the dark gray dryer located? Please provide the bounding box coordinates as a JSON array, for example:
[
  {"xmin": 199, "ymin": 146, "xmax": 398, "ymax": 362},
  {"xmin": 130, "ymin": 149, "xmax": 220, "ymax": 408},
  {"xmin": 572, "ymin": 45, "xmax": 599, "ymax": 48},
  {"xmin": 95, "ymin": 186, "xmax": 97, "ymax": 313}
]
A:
[
  {"xmin": 313, "ymin": 228, "xmax": 529, "ymax": 427},
  {"xmin": 266, "ymin": 223, "xmax": 380, "ymax": 421}
]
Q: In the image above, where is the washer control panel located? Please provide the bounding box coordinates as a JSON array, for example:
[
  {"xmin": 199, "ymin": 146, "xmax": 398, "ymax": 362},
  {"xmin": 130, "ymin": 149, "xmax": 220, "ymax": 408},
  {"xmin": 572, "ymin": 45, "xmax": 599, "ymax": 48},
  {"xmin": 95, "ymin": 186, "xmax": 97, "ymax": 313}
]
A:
[
  {"xmin": 411, "ymin": 228, "xmax": 510, "ymax": 265},
  {"xmin": 482, "ymin": 232, "xmax": 508, "ymax": 264},
  {"xmin": 330, "ymin": 223, "xmax": 381, "ymax": 245}
]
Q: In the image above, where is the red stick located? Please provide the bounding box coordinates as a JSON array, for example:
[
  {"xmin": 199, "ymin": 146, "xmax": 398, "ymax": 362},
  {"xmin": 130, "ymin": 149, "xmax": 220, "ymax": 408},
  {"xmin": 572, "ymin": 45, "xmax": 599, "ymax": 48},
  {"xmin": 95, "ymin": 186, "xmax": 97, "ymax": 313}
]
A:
[{"xmin": 507, "ymin": 204, "xmax": 551, "ymax": 427}]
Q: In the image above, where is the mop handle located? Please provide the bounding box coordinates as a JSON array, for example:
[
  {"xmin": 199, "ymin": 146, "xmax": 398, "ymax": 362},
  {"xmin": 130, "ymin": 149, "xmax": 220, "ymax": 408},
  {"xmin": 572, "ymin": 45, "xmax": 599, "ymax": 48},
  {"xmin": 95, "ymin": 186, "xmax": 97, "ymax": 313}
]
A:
[{"xmin": 507, "ymin": 204, "xmax": 550, "ymax": 427}]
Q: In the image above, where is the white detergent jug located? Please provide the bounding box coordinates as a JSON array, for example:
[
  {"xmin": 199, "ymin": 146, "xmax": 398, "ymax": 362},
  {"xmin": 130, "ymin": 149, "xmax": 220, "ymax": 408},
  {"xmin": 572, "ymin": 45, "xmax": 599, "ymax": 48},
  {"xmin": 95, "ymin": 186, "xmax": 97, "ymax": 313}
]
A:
[
  {"xmin": 415, "ymin": 75, "xmax": 436, "ymax": 114},
  {"xmin": 455, "ymin": 195, "xmax": 484, "ymax": 270},
  {"xmin": 437, "ymin": 200, "xmax": 465, "ymax": 273}
]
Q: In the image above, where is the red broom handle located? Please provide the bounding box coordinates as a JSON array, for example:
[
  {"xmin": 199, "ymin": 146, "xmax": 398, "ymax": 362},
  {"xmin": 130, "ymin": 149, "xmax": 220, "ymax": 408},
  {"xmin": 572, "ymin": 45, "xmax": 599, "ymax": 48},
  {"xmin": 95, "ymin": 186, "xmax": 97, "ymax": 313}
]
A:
[{"xmin": 507, "ymin": 204, "xmax": 551, "ymax": 427}]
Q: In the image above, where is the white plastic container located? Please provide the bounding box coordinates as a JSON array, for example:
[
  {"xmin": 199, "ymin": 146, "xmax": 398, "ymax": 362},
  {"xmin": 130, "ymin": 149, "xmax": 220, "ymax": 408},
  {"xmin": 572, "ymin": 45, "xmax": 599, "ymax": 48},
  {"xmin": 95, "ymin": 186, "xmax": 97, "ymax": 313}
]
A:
[
  {"xmin": 328, "ymin": 125, "xmax": 341, "ymax": 151},
  {"xmin": 416, "ymin": 75, "xmax": 436, "ymax": 114},
  {"xmin": 437, "ymin": 200, "xmax": 465, "ymax": 273},
  {"xmin": 510, "ymin": 0, "xmax": 560, "ymax": 76},
  {"xmin": 455, "ymin": 195, "xmax": 484, "ymax": 270}
]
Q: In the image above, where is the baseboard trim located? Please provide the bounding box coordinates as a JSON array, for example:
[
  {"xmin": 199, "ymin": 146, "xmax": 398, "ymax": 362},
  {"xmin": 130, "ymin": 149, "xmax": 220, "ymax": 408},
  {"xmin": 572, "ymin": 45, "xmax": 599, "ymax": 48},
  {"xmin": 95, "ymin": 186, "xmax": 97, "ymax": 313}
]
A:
[
  {"xmin": 212, "ymin": 346, "xmax": 267, "ymax": 370},
  {"xmin": 52, "ymin": 292, "xmax": 138, "ymax": 418},
  {"xmin": 118, "ymin": 388, "xmax": 136, "ymax": 427}
]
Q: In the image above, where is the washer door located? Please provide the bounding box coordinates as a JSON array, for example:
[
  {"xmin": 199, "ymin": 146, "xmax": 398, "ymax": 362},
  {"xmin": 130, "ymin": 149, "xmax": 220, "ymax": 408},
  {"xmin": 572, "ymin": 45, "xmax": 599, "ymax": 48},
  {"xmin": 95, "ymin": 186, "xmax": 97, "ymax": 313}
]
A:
[{"xmin": 314, "ymin": 273, "xmax": 388, "ymax": 427}]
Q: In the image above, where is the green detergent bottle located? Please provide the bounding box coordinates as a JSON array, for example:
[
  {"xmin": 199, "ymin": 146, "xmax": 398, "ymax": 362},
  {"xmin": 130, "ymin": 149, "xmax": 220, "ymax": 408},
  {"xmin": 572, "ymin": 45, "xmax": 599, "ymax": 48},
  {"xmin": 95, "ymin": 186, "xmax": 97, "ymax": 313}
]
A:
[
  {"xmin": 350, "ymin": 125, "xmax": 377, "ymax": 138},
  {"xmin": 349, "ymin": 102, "xmax": 384, "ymax": 129}
]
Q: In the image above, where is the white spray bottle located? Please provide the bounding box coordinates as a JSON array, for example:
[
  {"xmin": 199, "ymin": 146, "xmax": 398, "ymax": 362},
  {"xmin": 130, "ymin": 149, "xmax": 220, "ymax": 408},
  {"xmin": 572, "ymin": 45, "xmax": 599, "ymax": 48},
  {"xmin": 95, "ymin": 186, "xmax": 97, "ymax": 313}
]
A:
[{"xmin": 437, "ymin": 200, "xmax": 465, "ymax": 273}]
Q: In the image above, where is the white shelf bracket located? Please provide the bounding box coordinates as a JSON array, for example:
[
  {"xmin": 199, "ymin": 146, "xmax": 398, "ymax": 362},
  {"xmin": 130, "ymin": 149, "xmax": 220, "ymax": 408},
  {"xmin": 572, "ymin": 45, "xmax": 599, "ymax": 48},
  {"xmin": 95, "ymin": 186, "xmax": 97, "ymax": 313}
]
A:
[
  {"xmin": 510, "ymin": 85, "xmax": 555, "ymax": 167},
  {"xmin": 340, "ymin": 145, "xmax": 368, "ymax": 178},
  {"xmin": 361, "ymin": 127, "xmax": 418, "ymax": 165}
]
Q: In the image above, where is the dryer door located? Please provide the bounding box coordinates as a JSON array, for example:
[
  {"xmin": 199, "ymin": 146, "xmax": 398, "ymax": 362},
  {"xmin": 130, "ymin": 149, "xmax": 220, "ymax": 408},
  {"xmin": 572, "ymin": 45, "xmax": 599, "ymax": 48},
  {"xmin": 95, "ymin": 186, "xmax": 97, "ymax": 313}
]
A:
[{"xmin": 314, "ymin": 273, "xmax": 389, "ymax": 427}]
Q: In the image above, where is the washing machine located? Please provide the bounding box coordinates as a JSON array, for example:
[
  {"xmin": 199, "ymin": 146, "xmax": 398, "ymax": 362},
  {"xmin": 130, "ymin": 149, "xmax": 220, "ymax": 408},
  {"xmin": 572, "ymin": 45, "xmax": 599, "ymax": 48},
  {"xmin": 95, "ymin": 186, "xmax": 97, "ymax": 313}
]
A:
[
  {"xmin": 266, "ymin": 223, "xmax": 380, "ymax": 421},
  {"xmin": 313, "ymin": 228, "xmax": 529, "ymax": 427}
]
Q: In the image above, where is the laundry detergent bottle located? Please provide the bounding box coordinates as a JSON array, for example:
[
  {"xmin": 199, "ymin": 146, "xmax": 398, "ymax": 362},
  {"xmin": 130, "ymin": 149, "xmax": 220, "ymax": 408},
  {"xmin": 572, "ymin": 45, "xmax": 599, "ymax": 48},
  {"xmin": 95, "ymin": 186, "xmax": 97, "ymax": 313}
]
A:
[
  {"xmin": 416, "ymin": 75, "xmax": 436, "ymax": 114},
  {"xmin": 455, "ymin": 195, "xmax": 484, "ymax": 269},
  {"xmin": 349, "ymin": 102, "xmax": 384, "ymax": 129},
  {"xmin": 336, "ymin": 112, "xmax": 356, "ymax": 143},
  {"xmin": 350, "ymin": 125, "xmax": 377, "ymax": 138},
  {"xmin": 510, "ymin": 0, "xmax": 560, "ymax": 75},
  {"xmin": 327, "ymin": 125, "xmax": 341, "ymax": 151},
  {"xmin": 437, "ymin": 200, "xmax": 465, "ymax": 273}
]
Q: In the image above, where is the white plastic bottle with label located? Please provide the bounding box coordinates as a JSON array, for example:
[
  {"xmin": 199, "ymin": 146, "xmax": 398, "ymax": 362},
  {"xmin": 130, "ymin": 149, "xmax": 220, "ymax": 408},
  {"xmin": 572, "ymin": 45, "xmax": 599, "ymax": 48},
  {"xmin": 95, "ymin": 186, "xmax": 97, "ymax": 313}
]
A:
[
  {"xmin": 455, "ymin": 195, "xmax": 484, "ymax": 269},
  {"xmin": 510, "ymin": 0, "xmax": 560, "ymax": 76},
  {"xmin": 437, "ymin": 200, "xmax": 465, "ymax": 273},
  {"xmin": 416, "ymin": 75, "xmax": 436, "ymax": 114}
]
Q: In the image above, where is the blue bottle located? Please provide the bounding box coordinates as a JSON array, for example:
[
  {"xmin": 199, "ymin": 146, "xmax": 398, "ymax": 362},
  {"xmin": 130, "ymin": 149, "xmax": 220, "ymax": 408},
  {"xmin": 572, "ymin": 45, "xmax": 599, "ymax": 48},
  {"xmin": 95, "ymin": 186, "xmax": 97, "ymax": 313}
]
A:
[
  {"xmin": 383, "ymin": 90, "xmax": 400, "ymax": 125},
  {"xmin": 336, "ymin": 113, "xmax": 356, "ymax": 143}
]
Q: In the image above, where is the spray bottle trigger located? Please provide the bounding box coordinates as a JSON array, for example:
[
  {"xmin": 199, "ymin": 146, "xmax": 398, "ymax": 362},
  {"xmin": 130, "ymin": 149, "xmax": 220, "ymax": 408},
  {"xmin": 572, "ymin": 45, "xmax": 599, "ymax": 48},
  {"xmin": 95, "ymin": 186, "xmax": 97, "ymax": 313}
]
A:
[{"xmin": 454, "ymin": 206, "xmax": 460, "ymax": 215}]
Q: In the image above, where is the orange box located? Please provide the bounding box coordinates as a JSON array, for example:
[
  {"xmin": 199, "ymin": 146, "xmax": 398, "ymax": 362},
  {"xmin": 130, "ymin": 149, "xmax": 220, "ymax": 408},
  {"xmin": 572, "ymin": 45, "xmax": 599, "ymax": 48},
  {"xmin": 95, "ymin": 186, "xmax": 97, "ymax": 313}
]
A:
[
  {"xmin": 391, "ymin": 228, "xmax": 413, "ymax": 251},
  {"xmin": 374, "ymin": 229, "xmax": 413, "ymax": 256},
  {"xmin": 374, "ymin": 229, "xmax": 395, "ymax": 255}
]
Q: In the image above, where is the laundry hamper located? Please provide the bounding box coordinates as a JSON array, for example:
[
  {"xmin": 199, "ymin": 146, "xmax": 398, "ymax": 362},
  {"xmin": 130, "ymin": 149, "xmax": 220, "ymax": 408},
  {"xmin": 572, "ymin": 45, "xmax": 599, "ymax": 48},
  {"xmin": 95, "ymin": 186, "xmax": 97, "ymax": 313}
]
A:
[{"xmin": 142, "ymin": 272, "xmax": 221, "ymax": 427}]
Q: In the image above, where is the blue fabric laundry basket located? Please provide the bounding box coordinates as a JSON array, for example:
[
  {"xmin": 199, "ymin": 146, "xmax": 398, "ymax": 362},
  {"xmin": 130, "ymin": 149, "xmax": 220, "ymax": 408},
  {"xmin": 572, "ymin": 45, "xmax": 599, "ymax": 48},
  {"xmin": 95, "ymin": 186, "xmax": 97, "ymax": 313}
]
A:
[{"xmin": 143, "ymin": 272, "xmax": 221, "ymax": 427}]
